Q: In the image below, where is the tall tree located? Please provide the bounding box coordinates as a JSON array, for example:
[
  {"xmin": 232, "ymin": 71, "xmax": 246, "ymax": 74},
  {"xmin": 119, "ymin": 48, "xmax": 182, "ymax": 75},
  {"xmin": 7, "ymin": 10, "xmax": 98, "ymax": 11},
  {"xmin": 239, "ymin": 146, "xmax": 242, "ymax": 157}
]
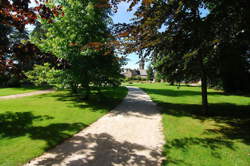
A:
[
  {"xmin": 115, "ymin": 0, "xmax": 212, "ymax": 111},
  {"xmin": 113, "ymin": 0, "xmax": 250, "ymax": 111},
  {"xmin": 32, "ymin": 0, "xmax": 122, "ymax": 96}
]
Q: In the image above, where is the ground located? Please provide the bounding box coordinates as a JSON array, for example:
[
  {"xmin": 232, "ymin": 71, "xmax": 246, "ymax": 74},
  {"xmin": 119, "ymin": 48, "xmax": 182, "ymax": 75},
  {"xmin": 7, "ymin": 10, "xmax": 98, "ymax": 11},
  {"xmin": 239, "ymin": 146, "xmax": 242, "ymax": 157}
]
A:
[
  {"xmin": 1, "ymin": 84, "xmax": 249, "ymax": 166},
  {"xmin": 133, "ymin": 83, "xmax": 250, "ymax": 166},
  {"xmin": 0, "ymin": 87, "xmax": 127, "ymax": 166},
  {"xmin": 24, "ymin": 86, "xmax": 164, "ymax": 166}
]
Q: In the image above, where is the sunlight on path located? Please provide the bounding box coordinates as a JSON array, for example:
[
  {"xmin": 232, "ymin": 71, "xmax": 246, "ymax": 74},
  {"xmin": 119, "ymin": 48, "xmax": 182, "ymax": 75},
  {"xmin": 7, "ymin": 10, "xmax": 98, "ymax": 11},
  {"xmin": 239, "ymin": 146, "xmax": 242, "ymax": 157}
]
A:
[{"xmin": 24, "ymin": 87, "xmax": 165, "ymax": 166}]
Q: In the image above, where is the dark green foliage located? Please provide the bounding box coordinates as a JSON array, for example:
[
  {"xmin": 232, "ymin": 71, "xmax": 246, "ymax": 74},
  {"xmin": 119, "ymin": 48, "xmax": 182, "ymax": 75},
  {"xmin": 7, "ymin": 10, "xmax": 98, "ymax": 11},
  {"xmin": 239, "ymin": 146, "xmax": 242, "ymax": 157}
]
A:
[
  {"xmin": 218, "ymin": 44, "xmax": 250, "ymax": 92},
  {"xmin": 0, "ymin": 23, "xmax": 60, "ymax": 87},
  {"xmin": 118, "ymin": 0, "xmax": 250, "ymax": 110},
  {"xmin": 205, "ymin": 0, "xmax": 250, "ymax": 92},
  {"xmin": 154, "ymin": 72, "xmax": 164, "ymax": 83}
]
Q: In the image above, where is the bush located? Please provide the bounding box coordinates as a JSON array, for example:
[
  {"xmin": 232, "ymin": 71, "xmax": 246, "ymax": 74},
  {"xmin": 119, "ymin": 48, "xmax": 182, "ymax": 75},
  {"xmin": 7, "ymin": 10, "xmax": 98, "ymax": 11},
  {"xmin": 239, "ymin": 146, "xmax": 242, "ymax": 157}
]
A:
[
  {"xmin": 155, "ymin": 72, "xmax": 163, "ymax": 82},
  {"xmin": 25, "ymin": 63, "xmax": 63, "ymax": 88}
]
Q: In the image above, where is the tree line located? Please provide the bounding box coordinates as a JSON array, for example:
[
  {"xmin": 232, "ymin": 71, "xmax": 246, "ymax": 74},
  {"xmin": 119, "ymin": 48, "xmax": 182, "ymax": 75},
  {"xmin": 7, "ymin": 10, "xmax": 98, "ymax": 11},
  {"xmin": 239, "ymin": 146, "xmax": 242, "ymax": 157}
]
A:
[
  {"xmin": 0, "ymin": 0, "xmax": 123, "ymax": 98},
  {"xmin": 114, "ymin": 0, "xmax": 250, "ymax": 111},
  {"xmin": 1, "ymin": 0, "xmax": 249, "ymax": 108}
]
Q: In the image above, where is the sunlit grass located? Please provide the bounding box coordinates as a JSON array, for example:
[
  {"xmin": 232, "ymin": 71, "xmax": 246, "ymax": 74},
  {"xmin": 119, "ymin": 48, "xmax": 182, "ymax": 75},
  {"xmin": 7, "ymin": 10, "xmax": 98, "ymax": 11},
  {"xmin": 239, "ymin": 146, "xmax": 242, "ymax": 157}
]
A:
[
  {"xmin": 0, "ymin": 87, "xmax": 127, "ymax": 166},
  {"xmin": 133, "ymin": 83, "xmax": 250, "ymax": 166}
]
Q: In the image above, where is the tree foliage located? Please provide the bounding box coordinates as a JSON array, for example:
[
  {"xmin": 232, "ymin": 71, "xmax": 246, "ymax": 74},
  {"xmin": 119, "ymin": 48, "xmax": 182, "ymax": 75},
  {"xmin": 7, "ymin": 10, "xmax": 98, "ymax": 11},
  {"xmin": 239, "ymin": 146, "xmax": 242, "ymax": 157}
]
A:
[
  {"xmin": 32, "ymin": 0, "xmax": 122, "ymax": 96},
  {"xmin": 113, "ymin": 0, "xmax": 250, "ymax": 111},
  {"xmin": 146, "ymin": 64, "xmax": 154, "ymax": 81},
  {"xmin": 0, "ymin": 0, "xmax": 63, "ymax": 86},
  {"xmin": 25, "ymin": 63, "xmax": 62, "ymax": 87}
]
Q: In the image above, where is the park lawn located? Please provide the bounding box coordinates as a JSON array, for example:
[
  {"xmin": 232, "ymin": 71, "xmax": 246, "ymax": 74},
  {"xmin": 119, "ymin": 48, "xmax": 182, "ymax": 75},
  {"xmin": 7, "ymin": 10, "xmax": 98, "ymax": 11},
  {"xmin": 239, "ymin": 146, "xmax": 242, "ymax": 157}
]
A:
[
  {"xmin": 0, "ymin": 86, "xmax": 127, "ymax": 166},
  {"xmin": 133, "ymin": 83, "xmax": 250, "ymax": 166},
  {"xmin": 0, "ymin": 87, "xmax": 45, "ymax": 96}
]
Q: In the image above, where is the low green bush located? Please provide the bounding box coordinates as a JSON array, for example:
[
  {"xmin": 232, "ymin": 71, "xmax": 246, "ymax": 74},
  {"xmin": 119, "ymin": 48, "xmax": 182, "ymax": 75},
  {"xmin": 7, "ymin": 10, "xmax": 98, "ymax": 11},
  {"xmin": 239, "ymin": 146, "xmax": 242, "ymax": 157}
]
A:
[{"xmin": 25, "ymin": 63, "xmax": 63, "ymax": 88}]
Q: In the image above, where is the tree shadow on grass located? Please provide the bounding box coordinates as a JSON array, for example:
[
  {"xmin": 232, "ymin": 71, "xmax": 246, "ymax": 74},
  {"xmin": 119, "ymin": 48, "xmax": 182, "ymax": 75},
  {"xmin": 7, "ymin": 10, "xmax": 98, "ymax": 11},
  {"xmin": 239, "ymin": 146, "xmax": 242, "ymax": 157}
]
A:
[
  {"xmin": 28, "ymin": 133, "xmax": 161, "ymax": 166},
  {"xmin": 141, "ymin": 87, "xmax": 250, "ymax": 143},
  {"xmin": 162, "ymin": 137, "xmax": 235, "ymax": 166},
  {"xmin": 48, "ymin": 87, "xmax": 127, "ymax": 112},
  {"xmin": 0, "ymin": 111, "xmax": 87, "ymax": 149},
  {"xmin": 139, "ymin": 87, "xmax": 250, "ymax": 165},
  {"xmin": 141, "ymin": 87, "xmax": 247, "ymax": 97},
  {"xmin": 0, "ymin": 87, "xmax": 127, "ymax": 148},
  {"xmin": 157, "ymin": 102, "xmax": 250, "ymax": 165},
  {"xmin": 160, "ymin": 102, "xmax": 250, "ymax": 142},
  {"xmin": 142, "ymin": 88, "xmax": 209, "ymax": 97}
]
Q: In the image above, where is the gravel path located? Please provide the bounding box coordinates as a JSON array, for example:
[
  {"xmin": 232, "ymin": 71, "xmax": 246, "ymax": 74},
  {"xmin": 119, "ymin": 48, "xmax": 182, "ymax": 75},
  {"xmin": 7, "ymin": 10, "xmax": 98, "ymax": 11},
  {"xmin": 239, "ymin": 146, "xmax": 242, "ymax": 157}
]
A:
[
  {"xmin": 24, "ymin": 86, "xmax": 165, "ymax": 166},
  {"xmin": 0, "ymin": 89, "xmax": 55, "ymax": 100}
]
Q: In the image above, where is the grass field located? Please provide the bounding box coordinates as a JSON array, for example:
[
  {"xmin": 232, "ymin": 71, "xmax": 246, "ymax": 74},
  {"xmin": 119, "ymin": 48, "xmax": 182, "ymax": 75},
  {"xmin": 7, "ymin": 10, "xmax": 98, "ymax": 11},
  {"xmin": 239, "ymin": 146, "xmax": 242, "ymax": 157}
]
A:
[
  {"xmin": 0, "ymin": 87, "xmax": 45, "ymax": 96},
  {"xmin": 0, "ymin": 87, "xmax": 127, "ymax": 166},
  {"xmin": 133, "ymin": 83, "xmax": 250, "ymax": 166}
]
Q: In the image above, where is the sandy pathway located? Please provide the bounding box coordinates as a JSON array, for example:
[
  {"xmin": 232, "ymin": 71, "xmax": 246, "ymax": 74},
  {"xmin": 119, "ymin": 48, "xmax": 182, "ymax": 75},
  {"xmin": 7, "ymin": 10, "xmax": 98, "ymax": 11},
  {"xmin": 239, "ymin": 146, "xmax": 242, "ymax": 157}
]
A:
[
  {"xmin": 24, "ymin": 86, "xmax": 165, "ymax": 166},
  {"xmin": 0, "ymin": 89, "xmax": 55, "ymax": 100}
]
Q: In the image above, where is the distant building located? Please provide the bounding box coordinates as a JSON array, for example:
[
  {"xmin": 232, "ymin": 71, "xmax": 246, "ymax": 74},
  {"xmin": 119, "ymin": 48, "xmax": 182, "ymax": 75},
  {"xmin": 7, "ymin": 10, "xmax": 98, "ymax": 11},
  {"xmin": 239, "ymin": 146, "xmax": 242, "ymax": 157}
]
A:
[
  {"xmin": 122, "ymin": 59, "xmax": 147, "ymax": 79},
  {"xmin": 122, "ymin": 69, "xmax": 138, "ymax": 78}
]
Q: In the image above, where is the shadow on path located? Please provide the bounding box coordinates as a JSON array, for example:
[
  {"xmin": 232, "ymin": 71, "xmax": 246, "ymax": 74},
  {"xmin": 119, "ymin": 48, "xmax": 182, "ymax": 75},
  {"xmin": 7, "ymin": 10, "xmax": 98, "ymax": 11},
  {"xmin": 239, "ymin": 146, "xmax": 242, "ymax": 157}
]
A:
[
  {"xmin": 30, "ymin": 133, "xmax": 161, "ymax": 166},
  {"xmin": 24, "ymin": 86, "xmax": 164, "ymax": 166}
]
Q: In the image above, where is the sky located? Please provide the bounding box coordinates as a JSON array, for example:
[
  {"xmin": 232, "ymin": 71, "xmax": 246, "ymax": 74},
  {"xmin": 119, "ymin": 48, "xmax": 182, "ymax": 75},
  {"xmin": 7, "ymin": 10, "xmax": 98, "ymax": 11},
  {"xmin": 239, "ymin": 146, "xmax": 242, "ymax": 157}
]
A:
[{"xmin": 111, "ymin": 2, "xmax": 145, "ymax": 69}]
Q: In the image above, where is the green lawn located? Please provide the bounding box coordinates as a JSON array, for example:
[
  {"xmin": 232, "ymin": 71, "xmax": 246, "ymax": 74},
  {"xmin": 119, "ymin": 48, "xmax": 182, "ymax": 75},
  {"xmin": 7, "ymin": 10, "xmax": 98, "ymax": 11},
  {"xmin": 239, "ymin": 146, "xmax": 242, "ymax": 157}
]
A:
[
  {"xmin": 0, "ymin": 87, "xmax": 45, "ymax": 96},
  {"xmin": 0, "ymin": 87, "xmax": 127, "ymax": 166},
  {"xmin": 133, "ymin": 83, "xmax": 250, "ymax": 166}
]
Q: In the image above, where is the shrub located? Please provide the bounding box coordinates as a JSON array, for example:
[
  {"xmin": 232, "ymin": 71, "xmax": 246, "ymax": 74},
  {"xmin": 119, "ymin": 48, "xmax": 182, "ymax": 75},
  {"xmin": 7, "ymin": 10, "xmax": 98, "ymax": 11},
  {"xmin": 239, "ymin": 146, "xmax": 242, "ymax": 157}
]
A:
[{"xmin": 25, "ymin": 63, "xmax": 63, "ymax": 88}]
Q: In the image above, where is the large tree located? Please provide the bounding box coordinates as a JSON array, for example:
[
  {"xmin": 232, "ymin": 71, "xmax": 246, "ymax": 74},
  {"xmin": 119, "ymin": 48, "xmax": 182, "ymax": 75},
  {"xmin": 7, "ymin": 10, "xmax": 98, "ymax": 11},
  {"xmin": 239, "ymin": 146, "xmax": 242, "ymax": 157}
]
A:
[
  {"xmin": 205, "ymin": 0, "xmax": 250, "ymax": 92},
  {"xmin": 115, "ymin": 0, "xmax": 213, "ymax": 111},
  {"xmin": 113, "ymin": 0, "xmax": 250, "ymax": 111},
  {"xmin": 32, "ymin": 0, "xmax": 122, "ymax": 96}
]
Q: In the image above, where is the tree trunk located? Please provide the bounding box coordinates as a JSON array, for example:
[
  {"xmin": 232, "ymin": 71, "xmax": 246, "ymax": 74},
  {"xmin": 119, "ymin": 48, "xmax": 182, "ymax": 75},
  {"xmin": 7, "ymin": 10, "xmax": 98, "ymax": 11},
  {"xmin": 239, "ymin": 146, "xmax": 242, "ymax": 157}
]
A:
[
  {"xmin": 200, "ymin": 65, "xmax": 208, "ymax": 112},
  {"xmin": 84, "ymin": 84, "xmax": 91, "ymax": 100},
  {"xmin": 97, "ymin": 87, "xmax": 102, "ymax": 95},
  {"xmin": 70, "ymin": 83, "xmax": 78, "ymax": 93}
]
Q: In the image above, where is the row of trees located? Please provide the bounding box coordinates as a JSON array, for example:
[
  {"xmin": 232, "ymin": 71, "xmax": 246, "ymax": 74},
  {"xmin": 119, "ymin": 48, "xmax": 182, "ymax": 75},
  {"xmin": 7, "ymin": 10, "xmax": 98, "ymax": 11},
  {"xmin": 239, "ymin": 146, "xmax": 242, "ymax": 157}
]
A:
[
  {"xmin": 1, "ymin": 0, "xmax": 123, "ymax": 98},
  {"xmin": 1, "ymin": 0, "xmax": 249, "ymax": 105},
  {"xmin": 115, "ymin": 0, "xmax": 250, "ymax": 111}
]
